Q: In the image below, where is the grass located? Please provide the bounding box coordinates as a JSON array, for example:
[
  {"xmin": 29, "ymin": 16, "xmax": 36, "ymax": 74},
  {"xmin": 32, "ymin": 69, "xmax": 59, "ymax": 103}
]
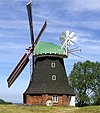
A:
[{"xmin": 0, "ymin": 105, "xmax": 100, "ymax": 113}]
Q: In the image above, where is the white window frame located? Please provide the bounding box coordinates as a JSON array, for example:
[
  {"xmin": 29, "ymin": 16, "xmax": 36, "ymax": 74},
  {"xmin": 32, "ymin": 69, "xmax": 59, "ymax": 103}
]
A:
[
  {"xmin": 52, "ymin": 75, "xmax": 56, "ymax": 81},
  {"xmin": 51, "ymin": 62, "xmax": 55, "ymax": 68},
  {"xmin": 52, "ymin": 95, "xmax": 58, "ymax": 103}
]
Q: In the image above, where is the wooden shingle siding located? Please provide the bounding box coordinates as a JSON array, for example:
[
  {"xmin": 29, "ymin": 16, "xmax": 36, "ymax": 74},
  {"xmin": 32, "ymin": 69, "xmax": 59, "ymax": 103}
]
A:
[{"xmin": 23, "ymin": 56, "xmax": 74, "ymax": 106}]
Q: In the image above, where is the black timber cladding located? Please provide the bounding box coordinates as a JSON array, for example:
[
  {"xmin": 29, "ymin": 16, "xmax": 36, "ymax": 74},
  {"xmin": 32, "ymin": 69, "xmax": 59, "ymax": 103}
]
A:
[{"xmin": 24, "ymin": 56, "xmax": 74, "ymax": 95}]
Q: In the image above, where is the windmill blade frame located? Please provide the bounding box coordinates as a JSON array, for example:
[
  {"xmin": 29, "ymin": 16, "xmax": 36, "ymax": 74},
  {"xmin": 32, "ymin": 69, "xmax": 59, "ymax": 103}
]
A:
[
  {"xmin": 66, "ymin": 30, "xmax": 69, "ymax": 37},
  {"xmin": 7, "ymin": 1, "xmax": 47, "ymax": 88},
  {"xmin": 60, "ymin": 30, "xmax": 76, "ymax": 49},
  {"xmin": 7, "ymin": 54, "xmax": 29, "ymax": 87},
  {"xmin": 69, "ymin": 40, "xmax": 75, "ymax": 45},
  {"xmin": 26, "ymin": 1, "xmax": 34, "ymax": 45},
  {"xmin": 34, "ymin": 21, "xmax": 47, "ymax": 46},
  {"xmin": 69, "ymin": 32, "xmax": 75, "ymax": 38}
]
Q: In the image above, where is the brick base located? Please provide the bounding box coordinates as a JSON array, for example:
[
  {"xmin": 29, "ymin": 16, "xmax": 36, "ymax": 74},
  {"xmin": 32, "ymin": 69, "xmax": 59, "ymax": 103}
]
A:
[{"xmin": 23, "ymin": 94, "xmax": 71, "ymax": 106}]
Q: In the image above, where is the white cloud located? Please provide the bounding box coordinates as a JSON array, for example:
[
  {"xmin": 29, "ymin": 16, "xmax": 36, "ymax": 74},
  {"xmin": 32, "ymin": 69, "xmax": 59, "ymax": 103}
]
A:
[
  {"xmin": 77, "ymin": 21, "xmax": 100, "ymax": 30},
  {"xmin": 0, "ymin": 42, "xmax": 28, "ymax": 50},
  {"xmin": 78, "ymin": 38, "xmax": 100, "ymax": 57},
  {"xmin": 0, "ymin": 42, "xmax": 29, "ymax": 63},
  {"xmin": 66, "ymin": 0, "xmax": 100, "ymax": 12},
  {"xmin": 0, "ymin": 20, "xmax": 27, "ymax": 29}
]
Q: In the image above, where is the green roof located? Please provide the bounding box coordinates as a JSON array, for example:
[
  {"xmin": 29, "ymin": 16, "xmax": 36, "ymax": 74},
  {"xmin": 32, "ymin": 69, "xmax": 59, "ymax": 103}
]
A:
[{"xmin": 33, "ymin": 42, "xmax": 67, "ymax": 57}]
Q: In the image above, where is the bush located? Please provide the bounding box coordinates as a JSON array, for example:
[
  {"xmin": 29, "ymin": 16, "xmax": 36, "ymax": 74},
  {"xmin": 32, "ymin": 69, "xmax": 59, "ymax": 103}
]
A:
[
  {"xmin": 0, "ymin": 99, "xmax": 12, "ymax": 105},
  {"xmin": 0, "ymin": 99, "xmax": 5, "ymax": 104}
]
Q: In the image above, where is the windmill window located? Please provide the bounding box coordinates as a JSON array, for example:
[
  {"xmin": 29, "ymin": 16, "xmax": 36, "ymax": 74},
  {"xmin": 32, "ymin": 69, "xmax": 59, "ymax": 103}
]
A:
[
  {"xmin": 51, "ymin": 62, "xmax": 55, "ymax": 68},
  {"xmin": 52, "ymin": 75, "xmax": 56, "ymax": 81},
  {"xmin": 52, "ymin": 96, "xmax": 58, "ymax": 103}
]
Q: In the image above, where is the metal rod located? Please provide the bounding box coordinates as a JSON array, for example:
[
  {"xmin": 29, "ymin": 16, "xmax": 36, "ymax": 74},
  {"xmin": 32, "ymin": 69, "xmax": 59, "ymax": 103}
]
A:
[
  {"xmin": 68, "ymin": 47, "xmax": 78, "ymax": 51},
  {"xmin": 68, "ymin": 49, "xmax": 81, "ymax": 53},
  {"xmin": 70, "ymin": 52, "xmax": 85, "ymax": 59}
]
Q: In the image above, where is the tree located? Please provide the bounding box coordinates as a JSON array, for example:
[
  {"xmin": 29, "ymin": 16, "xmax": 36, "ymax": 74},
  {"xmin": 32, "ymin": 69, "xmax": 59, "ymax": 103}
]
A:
[
  {"xmin": 0, "ymin": 99, "xmax": 5, "ymax": 104},
  {"xmin": 69, "ymin": 60, "xmax": 100, "ymax": 106},
  {"xmin": 91, "ymin": 62, "xmax": 100, "ymax": 105},
  {"xmin": 0, "ymin": 99, "xmax": 12, "ymax": 104}
]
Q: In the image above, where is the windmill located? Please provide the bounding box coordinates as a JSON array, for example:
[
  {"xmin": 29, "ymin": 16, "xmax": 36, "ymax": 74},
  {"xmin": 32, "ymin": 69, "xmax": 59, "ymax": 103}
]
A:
[
  {"xmin": 7, "ymin": 1, "xmax": 47, "ymax": 87},
  {"xmin": 7, "ymin": 1, "xmax": 76, "ymax": 106}
]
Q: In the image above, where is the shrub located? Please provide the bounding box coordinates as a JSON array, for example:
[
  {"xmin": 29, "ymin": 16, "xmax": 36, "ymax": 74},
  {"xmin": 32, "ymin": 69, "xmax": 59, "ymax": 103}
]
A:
[{"xmin": 0, "ymin": 99, "xmax": 12, "ymax": 104}]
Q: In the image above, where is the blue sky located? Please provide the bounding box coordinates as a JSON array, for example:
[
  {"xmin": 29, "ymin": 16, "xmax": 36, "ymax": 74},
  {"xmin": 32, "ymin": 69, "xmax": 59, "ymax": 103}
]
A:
[{"xmin": 0, "ymin": 0, "xmax": 100, "ymax": 103}]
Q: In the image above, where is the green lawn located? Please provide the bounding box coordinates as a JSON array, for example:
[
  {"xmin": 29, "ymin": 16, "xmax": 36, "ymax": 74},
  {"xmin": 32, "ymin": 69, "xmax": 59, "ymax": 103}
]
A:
[{"xmin": 0, "ymin": 105, "xmax": 100, "ymax": 113}]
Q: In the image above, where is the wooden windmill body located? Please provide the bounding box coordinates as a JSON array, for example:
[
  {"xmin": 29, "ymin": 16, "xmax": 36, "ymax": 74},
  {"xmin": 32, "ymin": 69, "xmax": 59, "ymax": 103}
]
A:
[
  {"xmin": 7, "ymin": 1, "xmax": 75, "ymax": 106},
  {"xmin": 23, "ymin": 42, "xmax": 74, "ymax": 106}
]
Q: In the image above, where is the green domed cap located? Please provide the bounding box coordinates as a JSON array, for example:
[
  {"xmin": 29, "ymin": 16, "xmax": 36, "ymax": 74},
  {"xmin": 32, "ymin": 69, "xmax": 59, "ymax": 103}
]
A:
[{"xmin": 33, "ymin": 42, "xmax": 67, "ymax": 58}]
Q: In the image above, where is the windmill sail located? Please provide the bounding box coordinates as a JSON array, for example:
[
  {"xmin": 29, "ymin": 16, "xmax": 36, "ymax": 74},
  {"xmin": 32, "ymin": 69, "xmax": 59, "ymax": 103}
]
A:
[
  {"xmin": 7, "ymin": 54, "xmax": 29, "ymax": 87},
  {"xmin": 7, "ymin": 1, "xmax": 47, "ymax": 88},
  {"xmin": 34, "ymin": 21, "xmax": 47, "ymax": 46},
  {"xmin": 26, "ymin": 1, "xmax": 47, "ymax": 50},
  {"xmin": 59, "ymin": 30, "xmax": 75, "ymax": 49},
  {"xmin": 26, "ymin": 1, "xmax": 34, "ymax": 45}
]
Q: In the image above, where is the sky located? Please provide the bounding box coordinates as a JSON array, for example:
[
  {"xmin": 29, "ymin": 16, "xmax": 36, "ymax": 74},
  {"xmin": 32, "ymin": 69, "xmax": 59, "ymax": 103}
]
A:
[{"xmin": 0, "ymin": 0, "xmax": 100, "ymax": 103}]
